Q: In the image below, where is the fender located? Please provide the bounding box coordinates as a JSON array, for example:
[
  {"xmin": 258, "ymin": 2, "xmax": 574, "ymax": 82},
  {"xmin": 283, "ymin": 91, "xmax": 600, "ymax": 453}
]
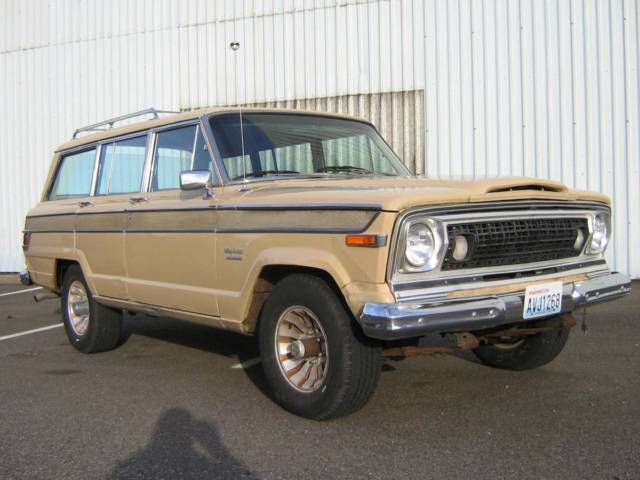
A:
[{"xmin": 217, "ymin": 246, "xmax": 355, "ymax": 329}]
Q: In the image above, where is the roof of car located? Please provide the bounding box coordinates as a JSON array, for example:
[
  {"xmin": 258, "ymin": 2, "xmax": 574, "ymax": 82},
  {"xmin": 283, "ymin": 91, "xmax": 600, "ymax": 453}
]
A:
[{"xmin": 55, "ymin": 107, "xmax": 372, "ymax": 153}]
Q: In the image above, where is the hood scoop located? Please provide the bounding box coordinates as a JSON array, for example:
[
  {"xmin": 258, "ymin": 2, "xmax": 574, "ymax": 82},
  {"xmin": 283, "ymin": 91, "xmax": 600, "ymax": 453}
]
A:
[{"xmin": 487, "ymin": 182, "xmax": 566, "ymax": 193}]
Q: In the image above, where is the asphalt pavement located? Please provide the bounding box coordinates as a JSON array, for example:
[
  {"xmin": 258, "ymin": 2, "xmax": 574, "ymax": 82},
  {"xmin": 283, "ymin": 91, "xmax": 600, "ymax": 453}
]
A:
[{"xmin": 1, "ymin": 282, "xmax": 638, "ymax": 479}]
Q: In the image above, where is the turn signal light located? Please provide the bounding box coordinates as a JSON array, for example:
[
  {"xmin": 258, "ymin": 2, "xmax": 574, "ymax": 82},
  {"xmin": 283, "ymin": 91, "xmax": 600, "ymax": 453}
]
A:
[{"xmin": 345, "ymin": 234, "xmax": 386, "ymax": 247}]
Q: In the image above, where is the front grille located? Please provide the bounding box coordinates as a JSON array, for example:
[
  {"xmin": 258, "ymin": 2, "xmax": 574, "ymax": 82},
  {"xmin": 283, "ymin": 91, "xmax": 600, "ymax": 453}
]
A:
[{"xmin": 442, "ymin": 217, "xmax": 588, "ymax": 270}]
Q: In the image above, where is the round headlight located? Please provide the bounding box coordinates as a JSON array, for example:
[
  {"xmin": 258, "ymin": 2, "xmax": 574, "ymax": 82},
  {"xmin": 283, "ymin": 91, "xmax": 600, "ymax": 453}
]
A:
[
  {"xmin": 405, "ymin": 223, "xmax": 435, "ymax": 267},
  {"xmin": 589, "ymin": 213, "xmax": 609, "ymax": 254}
]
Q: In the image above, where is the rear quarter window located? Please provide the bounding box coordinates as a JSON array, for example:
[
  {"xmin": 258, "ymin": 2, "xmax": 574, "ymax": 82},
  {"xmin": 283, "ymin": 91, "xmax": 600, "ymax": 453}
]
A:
[{"xmin": 48, "ymin": 148, "xmax": 96, "ymax": 200}]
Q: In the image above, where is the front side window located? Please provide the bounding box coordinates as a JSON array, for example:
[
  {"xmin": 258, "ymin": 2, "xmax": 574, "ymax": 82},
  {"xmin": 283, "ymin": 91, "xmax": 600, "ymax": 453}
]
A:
[
  {"xmin": 150, "ymin": 125, "xmax": 216, "ymax": 191},
  {"xmin": 96, "ymin": 135, "xmax": 147, "ymax": 195},
  {"xmin": 209, "ymin": 113, "xmax": 411, "ymax": 181},
  {"xmin": 151, "ymin": 125, "xmax": 197, "ymax": 191},
  {"xmin": 193, "ymin": 127, "xmax": 215, "ymax": 176},
  {"xmin": 48, "ymin": 148, "xmax": 96, "ymax": 200}
]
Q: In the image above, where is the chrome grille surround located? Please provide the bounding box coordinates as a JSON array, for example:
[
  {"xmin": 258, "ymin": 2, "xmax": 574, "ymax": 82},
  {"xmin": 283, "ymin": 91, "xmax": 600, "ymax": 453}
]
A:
[{"xmin": 387, "ymin": 201, "xmax": 611, "ymax": 302}]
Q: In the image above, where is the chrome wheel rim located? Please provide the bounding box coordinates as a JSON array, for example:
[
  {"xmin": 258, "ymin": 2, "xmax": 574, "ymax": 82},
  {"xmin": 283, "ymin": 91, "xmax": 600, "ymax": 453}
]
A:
[
  {"xmin": 274, "ymin": 306, "xmax": 329, "ymax": 393},
  {"xmin": 67, "ymin": 280, "xmax": 90, "ymax": 336}
]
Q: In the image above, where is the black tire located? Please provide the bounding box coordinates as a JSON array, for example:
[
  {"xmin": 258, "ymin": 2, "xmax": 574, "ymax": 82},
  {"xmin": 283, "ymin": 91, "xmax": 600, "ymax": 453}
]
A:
[
  {"xmin": 473, "ymin": 318, "xmax": 570, "ymax": 371},
  {"xmin": 259, "ymin": 274, "xmax": 383, "ymax": 420},
  {"xmin": 61, "ymin": 264, "xmax": 124, "ymax": 354}
]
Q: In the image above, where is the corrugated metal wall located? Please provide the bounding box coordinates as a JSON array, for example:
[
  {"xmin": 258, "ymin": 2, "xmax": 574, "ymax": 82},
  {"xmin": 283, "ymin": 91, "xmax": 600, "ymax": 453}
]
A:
[
  {"xmin": 424, "ymin": 0, "xmax": 640, "ymax": 277},
  {"xmin": 1, "ymin": 0, "xmax": 639, "ymax": 278}
]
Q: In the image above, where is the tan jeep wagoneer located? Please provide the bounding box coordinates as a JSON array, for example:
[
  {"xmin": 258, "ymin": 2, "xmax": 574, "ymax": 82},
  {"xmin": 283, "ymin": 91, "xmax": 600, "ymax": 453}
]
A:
[{"xmin": 23, "ymin": 107, "xmax": 631, "ymax": 419}]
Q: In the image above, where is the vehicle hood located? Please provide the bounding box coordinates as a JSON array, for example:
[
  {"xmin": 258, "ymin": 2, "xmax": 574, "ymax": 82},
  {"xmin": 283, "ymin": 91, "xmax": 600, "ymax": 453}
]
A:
[{"xmin": 232, "ymin": 176, "xmax": 610, "ymax": 211}]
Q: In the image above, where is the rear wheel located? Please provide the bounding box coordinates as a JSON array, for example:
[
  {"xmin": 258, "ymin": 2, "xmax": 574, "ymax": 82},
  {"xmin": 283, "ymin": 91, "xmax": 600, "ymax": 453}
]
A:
[
  {"xmin": 61, "ymin": 265, "xmax": 124, "ymax": 353},
  {"xmin": 473, "ymin": 318, "xmax": 570, "ymax": 370},
  {"xmin": 259, "ymin": 274, "xmax": 383, "ymax": 420}
]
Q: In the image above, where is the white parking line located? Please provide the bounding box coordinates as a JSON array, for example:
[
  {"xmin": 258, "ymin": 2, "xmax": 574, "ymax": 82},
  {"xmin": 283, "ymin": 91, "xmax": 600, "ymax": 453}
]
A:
[
  {"xmin": 231, "ymin": 357, "xmax": 262, "ymax": 369},
  {"xmin": 0, "ymin": 286, "xmax": 42, "ymax": 297},
  {"xmin": 0, "ymin": 323, "xmax": 63, "ymax": 341}
]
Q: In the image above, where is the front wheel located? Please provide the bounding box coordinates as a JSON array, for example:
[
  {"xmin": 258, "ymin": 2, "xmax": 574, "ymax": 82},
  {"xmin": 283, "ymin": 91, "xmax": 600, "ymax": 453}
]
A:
[
  {"xmin": 259, "ymin": 274, "xmax": 382, "ymax": 420},
  {"xmin": 61, "ymin": 264, "xmax": 124, "ymax": 353},
  {"xmin": 473, "ymin": 318, "xmax": 571, "ymax": 370}
]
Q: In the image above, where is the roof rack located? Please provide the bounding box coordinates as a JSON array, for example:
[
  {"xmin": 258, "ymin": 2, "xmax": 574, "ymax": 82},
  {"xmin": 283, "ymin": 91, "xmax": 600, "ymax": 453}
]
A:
[{"xmin": 72, "ymin": 107, "xmax": 180, "ymax": 139}]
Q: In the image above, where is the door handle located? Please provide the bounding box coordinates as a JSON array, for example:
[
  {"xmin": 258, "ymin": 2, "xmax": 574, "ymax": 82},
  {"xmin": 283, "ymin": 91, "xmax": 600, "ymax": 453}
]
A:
[
  {"xmin": 129, "ymin": 197, "xmax": 148, "ymax": 204},
  {"xmin": 78, "ymin": 201, "xmax": 94, "ymax": 208}
]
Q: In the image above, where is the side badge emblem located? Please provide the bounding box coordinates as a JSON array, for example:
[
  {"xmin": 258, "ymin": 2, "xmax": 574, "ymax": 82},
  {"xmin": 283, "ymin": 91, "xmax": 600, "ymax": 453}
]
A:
[{"xmin": 224, "ymin": 247, "xmax": 243, "ymax": 261}]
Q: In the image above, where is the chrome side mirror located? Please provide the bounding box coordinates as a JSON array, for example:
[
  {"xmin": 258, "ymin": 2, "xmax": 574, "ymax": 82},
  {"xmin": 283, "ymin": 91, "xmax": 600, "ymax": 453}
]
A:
[{"xmin": 180, "ymin": 170, "xmax": 214, "ymax": 199}]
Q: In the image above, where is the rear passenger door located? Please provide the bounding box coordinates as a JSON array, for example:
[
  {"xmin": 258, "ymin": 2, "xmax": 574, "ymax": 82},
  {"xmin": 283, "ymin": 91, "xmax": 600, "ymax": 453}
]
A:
[
  {"xmin": 124, "ymin": 122, "xmax": 220, "ymax": 316},
  {"xmin": 75, "ymin": 133, "xmax": 149, "ymax": 300},
  {"xmin": 30, "ymin": 147, "xmax": 99, "ymax": 291}
]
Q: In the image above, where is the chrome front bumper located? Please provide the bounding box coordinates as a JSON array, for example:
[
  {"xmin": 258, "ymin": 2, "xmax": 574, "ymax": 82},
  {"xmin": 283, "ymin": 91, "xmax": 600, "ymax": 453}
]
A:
[{"xmin": 358, "ymin": 272, "xmax": 631, "ymax": 340}]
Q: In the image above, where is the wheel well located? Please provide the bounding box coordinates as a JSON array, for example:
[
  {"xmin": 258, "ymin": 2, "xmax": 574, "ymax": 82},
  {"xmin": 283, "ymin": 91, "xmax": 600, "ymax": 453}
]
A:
[
  {"xmin": 244, "ymin": 265, "xmax": 345, "ymax": 333},
  {"xmin": 55, "ymin": 259, "xmax": 77, "ymax": 290}
]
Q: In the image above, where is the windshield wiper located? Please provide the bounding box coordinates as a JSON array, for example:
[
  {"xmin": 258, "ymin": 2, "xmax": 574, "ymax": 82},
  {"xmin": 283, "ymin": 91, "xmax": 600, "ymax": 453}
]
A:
[
  {"xmin": 232, "ymin": 170, "xmax": 300, "ymax": 180},
  {"xmin": 316, "ymin": 165, "xmax": 397, "ymax": 176},
  {"xmin": 316, "ymin": 165, "xmax": 372, "ymax": 174}
]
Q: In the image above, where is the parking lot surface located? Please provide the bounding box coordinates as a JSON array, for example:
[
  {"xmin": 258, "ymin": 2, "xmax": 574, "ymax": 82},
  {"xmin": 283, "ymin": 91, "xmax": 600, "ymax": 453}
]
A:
[{"xmin": 1, "ymin": 283, "xmax": 638, "ymax": 479}]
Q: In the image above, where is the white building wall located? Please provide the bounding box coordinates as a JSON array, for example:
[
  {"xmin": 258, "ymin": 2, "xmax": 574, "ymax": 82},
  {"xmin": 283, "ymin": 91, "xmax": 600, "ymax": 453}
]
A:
[
  {"xmin": 424, "ymin": 0, "xmax": 640, "ymax": 277},
  {"xmin": 1, "ymin": 0, "xmax": 638, "ymax": 278}
]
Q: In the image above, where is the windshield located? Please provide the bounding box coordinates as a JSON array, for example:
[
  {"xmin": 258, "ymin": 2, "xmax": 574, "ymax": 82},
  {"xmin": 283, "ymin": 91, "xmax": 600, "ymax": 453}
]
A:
[{"xmin": 209, "ymin": 113, "xmax": 412, "ymax": 181}]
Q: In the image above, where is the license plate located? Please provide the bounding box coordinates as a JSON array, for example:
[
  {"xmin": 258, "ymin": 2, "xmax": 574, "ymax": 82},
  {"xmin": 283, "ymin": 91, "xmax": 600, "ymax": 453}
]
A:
[{"xmin": 523, "ymin": 282, "xmax": 563, "ymax": 320}]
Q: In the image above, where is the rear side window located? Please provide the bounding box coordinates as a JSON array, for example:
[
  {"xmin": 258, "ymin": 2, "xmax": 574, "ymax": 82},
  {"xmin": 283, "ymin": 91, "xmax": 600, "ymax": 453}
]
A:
[
  {"xmin": 96, "ymin": 135, "xmax": 147, "ymax": 195},
  {"xmin": 48, "ymin": 148, "xmax": 96, "ymax": 200}
]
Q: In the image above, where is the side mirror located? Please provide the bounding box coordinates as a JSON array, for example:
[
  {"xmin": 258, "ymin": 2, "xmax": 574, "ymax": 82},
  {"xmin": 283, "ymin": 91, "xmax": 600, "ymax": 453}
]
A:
[{"xmin": 180, "ymin": 170, "xmax": 214, "ymax": 199}]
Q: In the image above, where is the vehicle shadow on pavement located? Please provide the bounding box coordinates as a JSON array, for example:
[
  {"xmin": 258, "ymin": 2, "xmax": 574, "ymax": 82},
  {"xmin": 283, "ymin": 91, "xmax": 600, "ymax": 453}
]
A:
[
  {"xmin": 446, "ymin": 349, "xmax": 483, "ymax": 365},
  {"xmin": 122, "ymin": 314, "xmax": 275, "ymax": 401},
  {"xmin": 108, "ymin": 408, "xmax": 255, "ymax": 479}
]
